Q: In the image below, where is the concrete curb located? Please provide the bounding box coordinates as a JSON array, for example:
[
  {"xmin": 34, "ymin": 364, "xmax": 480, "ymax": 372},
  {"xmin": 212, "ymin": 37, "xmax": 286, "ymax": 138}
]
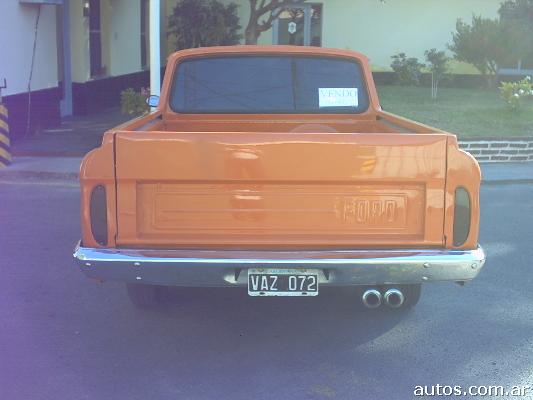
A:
[
  {"xmin": 482, "ymin": 179, "xmax": 533, "ymax": 185},
  {"xmin": 11, "ymin": 151, "xmax": 86, "ymax": 157},
  {"xmin": 0, "ymin": 170, "xmax": 78, "ymax": 181}
]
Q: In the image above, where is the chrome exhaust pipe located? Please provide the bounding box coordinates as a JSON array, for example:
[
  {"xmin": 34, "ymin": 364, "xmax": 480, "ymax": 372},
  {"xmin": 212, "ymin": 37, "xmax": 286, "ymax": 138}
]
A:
[
  {"xmin": 362, "ymin": 289, "xmax": 382, "ymax": 309},
  {"xmin": 383, "ymin": 288, "xmax": 405, "ymax": 308}
]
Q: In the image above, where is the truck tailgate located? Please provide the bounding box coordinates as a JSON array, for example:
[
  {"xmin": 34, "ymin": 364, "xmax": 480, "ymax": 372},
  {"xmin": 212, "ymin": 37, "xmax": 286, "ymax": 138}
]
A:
[{"xmin": 114, "ymin": 132, "xmax": 447, "ymax": 248}]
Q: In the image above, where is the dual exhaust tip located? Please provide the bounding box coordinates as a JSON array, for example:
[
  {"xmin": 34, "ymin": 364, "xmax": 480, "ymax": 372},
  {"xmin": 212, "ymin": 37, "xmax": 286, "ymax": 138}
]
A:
[{"xmin": 362, "ymin": 288, "xmax": 405, "ymax": 309}]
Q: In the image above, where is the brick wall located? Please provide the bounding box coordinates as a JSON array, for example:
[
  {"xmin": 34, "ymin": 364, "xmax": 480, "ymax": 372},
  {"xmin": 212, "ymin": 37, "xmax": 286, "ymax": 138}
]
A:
[{"xmin": 459, "ymin": 139, "xmax": 533, "ymax": 163}]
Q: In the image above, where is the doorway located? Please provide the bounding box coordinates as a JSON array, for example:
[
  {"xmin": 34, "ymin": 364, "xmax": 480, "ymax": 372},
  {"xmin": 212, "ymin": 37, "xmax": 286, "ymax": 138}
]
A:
[
  {"xmin": 89, "ymin": 0, "xmax": 103, "ymax": 77},
  {"xmin": 273, "ymin": 3, "xmax": 322, "ymax": 46},
  {"xmin": 56, "ymin": 2, "xmax": 72, "ymax": 117}
]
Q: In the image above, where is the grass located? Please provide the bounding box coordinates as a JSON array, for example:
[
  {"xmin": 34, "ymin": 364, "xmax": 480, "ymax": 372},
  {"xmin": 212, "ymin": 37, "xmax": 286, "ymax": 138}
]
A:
[{"xmin": 377, "ymin": 85, "xmax": 533, "ymax": 138}]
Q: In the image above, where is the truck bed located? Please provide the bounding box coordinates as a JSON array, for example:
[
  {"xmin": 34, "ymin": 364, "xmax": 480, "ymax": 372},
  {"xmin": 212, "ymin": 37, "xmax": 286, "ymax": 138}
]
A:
[{"xmin": 121, "ymin": 110, "xmax": 443, "ymax": 136}]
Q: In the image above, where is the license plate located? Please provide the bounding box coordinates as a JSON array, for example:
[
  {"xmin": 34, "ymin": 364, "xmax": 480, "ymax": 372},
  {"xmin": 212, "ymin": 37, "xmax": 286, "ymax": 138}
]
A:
[{"xmin": 247, "ymin": 268, "xmax": 319, "ymax": 296}]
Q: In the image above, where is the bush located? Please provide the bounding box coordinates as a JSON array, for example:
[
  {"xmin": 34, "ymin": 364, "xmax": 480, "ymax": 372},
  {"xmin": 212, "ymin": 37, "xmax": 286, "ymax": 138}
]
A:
[
  {"xmin": 120, "ymin": 88, "xmax": 150, "ymax": 116},
  {"xmin": 168, "ymin": 0, "xmax": 241, "ymax": 51},
  {"xmin": 390, "ymin": 53, "xmax": 425, "ymax": 86},
  {"xmin": 499, "ymin": 76, "xmax": 533, "ymax": 111}
]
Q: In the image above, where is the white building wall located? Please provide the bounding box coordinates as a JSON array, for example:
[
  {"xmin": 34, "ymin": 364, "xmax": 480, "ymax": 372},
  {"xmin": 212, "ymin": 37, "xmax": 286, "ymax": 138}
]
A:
[
  {"xmin": 220, "ymin": 0, "xmax": 501, "ymax": 73},
  {"xmin": 100, "ymin": 0, "xmax": 113, "ymax": 76},
  {"xmin": 68, "ymin": 0, "xmax": 143, "ymax": 82},
  {"xmin": 0, "ymin": 2, "xmax": 58, "ymax": 96},
  {"xmin": 321, "ymin": 0, "xmax": 500, "ymax": 72}
]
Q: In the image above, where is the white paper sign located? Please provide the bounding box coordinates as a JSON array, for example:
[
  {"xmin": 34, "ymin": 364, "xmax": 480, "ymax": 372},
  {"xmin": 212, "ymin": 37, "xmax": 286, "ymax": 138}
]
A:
[{"xmin": 318, "ymin": 88, "xmax": 358, "ymax": 108}]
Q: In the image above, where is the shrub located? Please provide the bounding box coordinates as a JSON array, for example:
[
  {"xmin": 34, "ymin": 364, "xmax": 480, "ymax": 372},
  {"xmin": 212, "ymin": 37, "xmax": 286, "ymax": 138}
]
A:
[
  {"xmin": 120, "ymin": 88, "xmax": 150, "ymax": 116},
  {"xmin": 168, "ymin": 0, "xmax": 241, "ymax": 51},
  {"xmin": 425, "ymin": 49, "xmax": 449, "ymax": 100},
  {"xmin": 499, "ymin": 76, "xmax": 533, "ymax": 111},
  {"xmin": 448, "ymin": 15, "xmax": 523, "ymax": 87},
  {"xmin": 390, "ymin": 53, "xmax": 425, "ymax": 86}
]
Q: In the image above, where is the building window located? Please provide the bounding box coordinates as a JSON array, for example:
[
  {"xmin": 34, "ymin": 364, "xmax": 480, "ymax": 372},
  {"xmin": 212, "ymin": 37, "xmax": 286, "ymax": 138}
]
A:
[
  {"xmin": 273, "ymin": 3, "xmax": 322, "ymax": 47},
  {"xmin": 89, "ymin": 0, "xmax": 103, "ymax": 77},
  {"xmin": 141, "ymin": 0, "xmax": 149, "ymax": 69}
]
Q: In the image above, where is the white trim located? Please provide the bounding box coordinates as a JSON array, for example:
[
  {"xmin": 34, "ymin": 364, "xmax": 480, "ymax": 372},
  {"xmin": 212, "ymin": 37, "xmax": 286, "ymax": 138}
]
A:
[{"xmin": 149, "ymin": 0, "xmax": 161, "ymax": 104}]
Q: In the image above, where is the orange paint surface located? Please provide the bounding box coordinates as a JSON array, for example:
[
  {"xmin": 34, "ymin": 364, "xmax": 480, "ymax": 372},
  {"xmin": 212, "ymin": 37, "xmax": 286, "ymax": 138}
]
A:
[{"xmin": 79, "ymin": 46, "xmax": 481, "ymax": 251}]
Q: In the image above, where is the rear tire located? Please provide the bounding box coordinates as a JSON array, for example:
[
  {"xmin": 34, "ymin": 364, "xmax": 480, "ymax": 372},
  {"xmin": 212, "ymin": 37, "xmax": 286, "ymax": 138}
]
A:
[
  {"xmin": 398, "ymin": 284, "xmax": 422, "ymax": 308},
  {"xmin": 126, "ymin": 283, "xmax": 163, "ymax": 309}
]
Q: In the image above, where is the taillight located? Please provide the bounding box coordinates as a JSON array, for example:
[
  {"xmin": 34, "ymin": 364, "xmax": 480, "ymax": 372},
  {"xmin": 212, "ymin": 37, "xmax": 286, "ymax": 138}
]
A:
[
  {"xmin": 453, "ymin": 187, "xmax": 471, "ymax": 247},
  {"xmin": 90, "ymin": 185, "xmax": 108, "ymax": 246}
]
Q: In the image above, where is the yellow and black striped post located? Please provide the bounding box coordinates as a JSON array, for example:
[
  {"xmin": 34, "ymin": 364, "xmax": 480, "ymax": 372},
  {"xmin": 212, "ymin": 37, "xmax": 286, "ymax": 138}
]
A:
[{"xmin": 0, "ymin": 102, "xmax": 11, "ymax": 167}]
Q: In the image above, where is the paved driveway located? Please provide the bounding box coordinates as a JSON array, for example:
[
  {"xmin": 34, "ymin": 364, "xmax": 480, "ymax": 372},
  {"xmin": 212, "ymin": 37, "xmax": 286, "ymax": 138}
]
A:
[{"xmin": 0, "ymin": 181, "xmax": 531, "ymax": 400}]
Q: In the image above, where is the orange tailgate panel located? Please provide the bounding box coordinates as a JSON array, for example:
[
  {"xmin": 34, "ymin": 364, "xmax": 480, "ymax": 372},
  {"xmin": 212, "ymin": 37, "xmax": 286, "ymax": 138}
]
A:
[{"xmin": 115, "ymin": 132, "xmax": 448, "ymax": 249}]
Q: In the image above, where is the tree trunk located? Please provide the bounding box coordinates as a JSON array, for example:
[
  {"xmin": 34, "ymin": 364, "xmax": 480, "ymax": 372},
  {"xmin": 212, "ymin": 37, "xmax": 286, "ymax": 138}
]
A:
[
  {"xmin": 244, "ymin": 18, "xmax": 259, "ymax": 44},
  {"xmin": 485, "ymin": 73, "xmax": 497, "ymax": 89},
  {"xmin": 245, "ymin": 26, "xmax": 260, "ymax": 44},
  {"xmin": 485, "ymin": 62, "xmax": 499, "ymax": 89}
]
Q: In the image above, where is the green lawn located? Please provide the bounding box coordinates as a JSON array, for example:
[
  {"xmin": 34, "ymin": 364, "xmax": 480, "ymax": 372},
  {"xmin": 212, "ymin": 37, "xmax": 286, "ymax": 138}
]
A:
[{"xmin": 377, "ymin": 85, "xmax": 533, "ymax": 138}]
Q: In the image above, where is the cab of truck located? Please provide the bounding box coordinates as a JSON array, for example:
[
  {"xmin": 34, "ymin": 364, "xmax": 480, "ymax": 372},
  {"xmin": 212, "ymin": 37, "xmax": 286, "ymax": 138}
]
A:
[{"xmin": 74, "ymin": 46, "xmax": 485, "ymax": 309}]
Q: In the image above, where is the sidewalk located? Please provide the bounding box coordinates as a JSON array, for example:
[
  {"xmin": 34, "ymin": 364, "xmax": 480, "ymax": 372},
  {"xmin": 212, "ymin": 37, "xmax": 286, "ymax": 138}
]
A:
[
  {"xmin": 10, "ymin": 107, "xmax": 129, "ymax": 157},
  {"xmin": 0, "ymin": 155, "xmax": 531, "ymax": 184},
  {"xmin": 0, "ymin": 156, "xmax": 81, "ymax": 181}
]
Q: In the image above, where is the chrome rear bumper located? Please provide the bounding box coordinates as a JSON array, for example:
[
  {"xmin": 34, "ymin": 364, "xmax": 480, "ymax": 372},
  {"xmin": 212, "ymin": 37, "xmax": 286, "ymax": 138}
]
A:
[{"xmin": 73, "ymin": 242, "xmax": 486, "ymax": 287}]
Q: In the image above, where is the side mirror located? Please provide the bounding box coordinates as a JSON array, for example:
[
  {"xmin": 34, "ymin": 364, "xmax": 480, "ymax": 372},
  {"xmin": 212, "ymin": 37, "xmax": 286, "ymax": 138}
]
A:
[{"xmin": 146, "ymin": 95, "xmax": 160, "ymax": 108}]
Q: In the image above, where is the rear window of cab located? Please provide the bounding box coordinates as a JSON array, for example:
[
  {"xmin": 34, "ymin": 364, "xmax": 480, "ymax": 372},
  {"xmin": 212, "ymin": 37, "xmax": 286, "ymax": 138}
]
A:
[{"xmin": 169, "ymin": 55, "xmax": 370, "ymax": 114}]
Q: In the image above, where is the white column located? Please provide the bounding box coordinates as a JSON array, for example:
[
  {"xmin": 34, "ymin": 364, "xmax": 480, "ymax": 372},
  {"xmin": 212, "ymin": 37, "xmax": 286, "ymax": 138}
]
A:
[
  {"xmin": 149, "ymin": 0, "xmax": 161, "ymax": 104},
  {"xmin": 61, "ymin": 0, "xmax": 73, "ymax": 116}
]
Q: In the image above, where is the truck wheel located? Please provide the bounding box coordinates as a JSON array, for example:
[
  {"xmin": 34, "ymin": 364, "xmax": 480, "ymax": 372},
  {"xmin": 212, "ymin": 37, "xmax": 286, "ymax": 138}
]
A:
[
  {"xmin": 126, "ymin": 283, "xmax": 162, "ymax": 309},
  {"xmin": 400, "ymin": 284, "xmax": 422, "ymax": 308}
]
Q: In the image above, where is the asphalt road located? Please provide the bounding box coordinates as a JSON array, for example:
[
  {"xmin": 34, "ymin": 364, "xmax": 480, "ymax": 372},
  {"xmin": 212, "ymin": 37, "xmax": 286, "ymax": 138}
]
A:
[{"xmin": 1, "ymin": 180, "xmax": 532, "ymax": 400}]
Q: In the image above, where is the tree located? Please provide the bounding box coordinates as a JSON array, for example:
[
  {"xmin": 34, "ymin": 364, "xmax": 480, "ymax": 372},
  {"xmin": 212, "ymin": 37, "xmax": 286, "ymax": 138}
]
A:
[
  {"xmin": 244, "ymin": 0, "xmax": 306, "ymax": 45},
  {"xmin": 425, "ymin": 49, "xmax": 449, "ymax": 99},
  {"xmin": 499, "ymin": 0, "xmax": 533, "ymax": 68},
  {"xmin": 448, "ymin": 15, "xmax": 523, "ymax": 87},
  {"xmin": 167, "ymin": 0, "xmax": 241, "ymax": 50}
]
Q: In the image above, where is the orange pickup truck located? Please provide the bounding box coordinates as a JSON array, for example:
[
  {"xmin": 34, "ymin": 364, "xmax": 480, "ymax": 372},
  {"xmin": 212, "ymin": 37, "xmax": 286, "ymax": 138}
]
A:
[{"xmin": 73, "ymin": 46, "xmax": 485, "ymax": 310}]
